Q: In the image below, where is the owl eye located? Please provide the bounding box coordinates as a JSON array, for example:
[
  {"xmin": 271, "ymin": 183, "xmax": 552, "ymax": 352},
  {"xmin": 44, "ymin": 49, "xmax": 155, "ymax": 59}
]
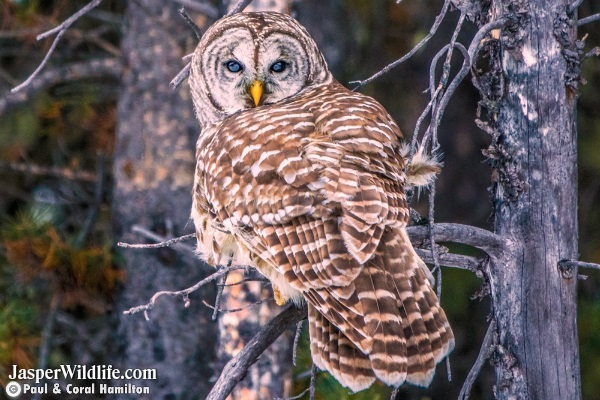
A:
[
  {"xmin": 270, "ymin": 60, "xmax": 287, "ymax": 73},
  {"xmin": 225, "ymin": 60, "xmax": 243, "ymax": 73}
]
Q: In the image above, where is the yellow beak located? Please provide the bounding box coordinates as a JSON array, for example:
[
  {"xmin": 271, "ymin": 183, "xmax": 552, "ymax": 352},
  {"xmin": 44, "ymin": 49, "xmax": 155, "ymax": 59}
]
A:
[{"xmin": 249, "ymin": 80, "xmax": 263, "ymax": 107}]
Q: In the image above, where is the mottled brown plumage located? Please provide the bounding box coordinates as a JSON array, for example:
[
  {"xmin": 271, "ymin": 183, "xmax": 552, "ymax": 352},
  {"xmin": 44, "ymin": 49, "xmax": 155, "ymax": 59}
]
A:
[{"xmin": 189, "ymin": 11, "xmax": 454, "ymax": 392}]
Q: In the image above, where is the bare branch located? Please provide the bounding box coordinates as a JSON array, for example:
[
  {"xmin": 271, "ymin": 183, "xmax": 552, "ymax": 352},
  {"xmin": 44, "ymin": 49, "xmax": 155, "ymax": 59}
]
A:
[
  {"xmin": 1, "ymin": 58, "xmax": 120, "ymax": 116},
  {"xmin": 212, "ymin": 258, "xmax": 233, "ymax": 320},
  {"xmin": 206, "ymin": 305, "xmax": 308, "ymax": 400},
  {"xmin": 12, "ymin": 0, "xmax": 104, "ymax": 93},
  {"xmin": 292, "ymin": 320, "xmax": 304, "ymax": 366},
  {"xmin": 578, "ymin": 13, "xmax": 600, "ymax": 26},
  {"xmin": 37, "ymin": 0, "xmax": 103, "ymax": 40},
  {"xmin": 309, "ymin": 363, "xmax": 316, "ymax": 400},
  {"xmin": 583, "ymin": 46, "xmax": 600, "ymax": 60},
  {"xmin": 568, "ymin": 0, "xmax": 584, "ymax": 14},
  {"xmin": 173, "ymin": 0, "xmax": 220, "ymax": 19},
  {"xmin": 170, "ymin": 62, "xmax": 192, "ymax": 89},
  {"xmin": 415, "ymin": 249, "xmax": 481, "ymax": 272},
  {"xmin": 458, "ymin": 319, "xmax": 497, "ymax": 400},
  {"xmin": 123, "ymin": 264, "xmax": 245, "ymax": 320},
  {"xmin": 558, "ymin": 259, "xmax": 600, "ymax": 280},
  {"xmin": 275, "ymin": 387, "xmax": 310, "ymax": 400},
  {"xmin": 117, "ymin": 228, "xmax": 196, "ymax": 250},
  {"xmin": 350, "ymin": 0, "xmax": 451, "ymax": 90},
  {"xmin": 178, "ymin": 7, "xmax": 203, "ymax": 39},
  {"xmin": 565, "ymin": 260, "xmax": 600, "ymax": 270},
  {"xmin": 407, "ymin": 223, "xmax": 506, "ymax": 260},
  {"xmin": 227, "ymin": 0, "xmax": 255, "ymax": 16}
]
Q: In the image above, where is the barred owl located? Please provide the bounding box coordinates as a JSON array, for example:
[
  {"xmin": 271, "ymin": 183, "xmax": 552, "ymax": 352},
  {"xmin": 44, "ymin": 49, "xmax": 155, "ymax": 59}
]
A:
[{"xmin": 189, "ymin": 12, "xmax": 454, "ymax": 392}]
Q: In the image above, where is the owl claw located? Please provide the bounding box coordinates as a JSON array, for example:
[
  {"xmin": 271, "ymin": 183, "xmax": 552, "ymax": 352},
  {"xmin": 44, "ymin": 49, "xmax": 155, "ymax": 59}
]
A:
[{"xmin": 273, "ymin": 286, "xmax": 288, "ymax": 306}]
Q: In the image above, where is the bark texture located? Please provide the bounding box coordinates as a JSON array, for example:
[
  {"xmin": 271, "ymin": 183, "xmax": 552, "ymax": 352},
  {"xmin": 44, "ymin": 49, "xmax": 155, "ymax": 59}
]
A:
[
  {"xmin": 111, "ymin": 2, "xmax": 216, "ymax": 399},
  {"xmin": 488, "ymin": 1, "xmax": 581, "ymax": 398}
]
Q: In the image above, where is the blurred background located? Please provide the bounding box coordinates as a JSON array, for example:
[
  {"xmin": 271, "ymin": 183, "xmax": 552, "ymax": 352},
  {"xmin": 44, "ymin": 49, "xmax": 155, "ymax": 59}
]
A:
[{"xmin": 0, "ymin": 0, "xmax": 599, "ymax": 399}]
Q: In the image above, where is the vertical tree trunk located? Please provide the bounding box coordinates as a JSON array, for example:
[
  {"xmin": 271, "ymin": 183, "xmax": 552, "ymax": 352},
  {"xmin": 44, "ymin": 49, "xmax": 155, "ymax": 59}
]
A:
[
  {"xmin": 489, "ymin": 1, "xmax": 581, "ymax": 398},
  {"xmin": 111, "ymin": 2, "xmax": 217, "ymax": 399}
]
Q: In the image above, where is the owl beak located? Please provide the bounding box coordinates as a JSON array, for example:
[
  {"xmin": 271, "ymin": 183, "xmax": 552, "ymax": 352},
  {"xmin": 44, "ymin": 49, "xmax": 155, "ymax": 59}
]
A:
[{"xmin": 249, "ymin": 80, "xmax": 264, "ymax": 107}]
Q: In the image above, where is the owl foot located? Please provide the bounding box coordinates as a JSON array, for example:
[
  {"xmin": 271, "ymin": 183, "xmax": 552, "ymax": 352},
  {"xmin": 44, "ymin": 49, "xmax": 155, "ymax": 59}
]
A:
[{"xmin": 273, "ymin": 286, "xmax": 288, "ymax": 306}]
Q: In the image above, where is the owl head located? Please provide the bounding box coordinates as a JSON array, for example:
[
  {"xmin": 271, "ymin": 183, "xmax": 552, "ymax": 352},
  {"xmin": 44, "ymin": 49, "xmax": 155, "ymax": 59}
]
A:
[{"xmin": 189, "ymin": 12, "xmax": 333, "ymax": 128}]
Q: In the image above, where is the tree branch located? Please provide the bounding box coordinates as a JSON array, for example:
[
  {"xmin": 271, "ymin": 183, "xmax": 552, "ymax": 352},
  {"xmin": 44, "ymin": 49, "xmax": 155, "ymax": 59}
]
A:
[
  {"xmin": 122, "ymin": 264, "xmax": 245, "ymax": 320},
  {"xmin": 12, "ymin": 0, "xmax": 104, "ymax": 93},
  {"xmin": 173, "ymin": 0, "xmax": 219, "ymax": 19},
  {"xmin": 350, "ymin": 0, "xmax": 451, "ymax": 90},
  {"xmin": 407, "ymin": 223, "xmax": 506, "ymax": 259},
  {"xmin": 206, "ymin": 305, "xmax": 308, "ymax": 400},
  {"xmin": 458, "ymin": 319, "xmax": 497, "ymax": 400},
  {"xmin": 414, "ymin": 248, "xmax": 481, "ymax": 272},
  {"xmin": 578, "ymin": 13, "xmax": 600, "ymax": 26},
  {"xmin": 227, "ymin": 0, "xmax": 255, "ymax": 16},
  {"xmin": 1, "ymin": 58, "xmax": 120, "ymax": 115}
]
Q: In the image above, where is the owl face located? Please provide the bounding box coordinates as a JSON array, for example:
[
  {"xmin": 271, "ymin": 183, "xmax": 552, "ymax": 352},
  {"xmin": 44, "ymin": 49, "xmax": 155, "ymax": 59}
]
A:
[{"xmin": 190, "ymin": 12, "xmax": 333, "ymax": 128}]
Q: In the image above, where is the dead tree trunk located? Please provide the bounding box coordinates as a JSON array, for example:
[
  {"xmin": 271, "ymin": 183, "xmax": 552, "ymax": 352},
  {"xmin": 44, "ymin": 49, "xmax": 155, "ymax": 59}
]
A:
[
  {"xmin": 111, "ymin": 2, "xmax": 217, "ymax": 398},
  {"xmin": 487, "ymin": 1, "xmax": 581, "ymax": 398}
]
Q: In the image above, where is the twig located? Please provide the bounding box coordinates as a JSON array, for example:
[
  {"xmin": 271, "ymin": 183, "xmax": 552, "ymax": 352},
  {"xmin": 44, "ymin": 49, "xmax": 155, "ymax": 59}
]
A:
[
  {"xmin": 178, "ymin": 7, "xmax": 203, "ymax": 39},
  {"xmin": 173, "ymin": 0, "xmax": 220, "ymax": 19},
  {"xmin": 123, "ymin": 264, "xmax": 245, "ymax": 320},
  {"xmin": 212, "ymin": 258, "xmax": 233, "ymax": 320},
  {"xmin": 170, "ymin": 62, "xmax": 192, "ymax": 90},
  {"xmin": 560, "ymin": 260, "xmax": 600, "ymax": 270},
  {"xmin": 12, "ymin": 0, "xmax": 104, "ymax": 93},
  {"xmin": 390, "ymin": 387, "xmax": 400, "ymax": 400},
  {"xmin": 309, "ymin": 363, "xmax": 316, "ymax": 400},
  {"xmin": 32, "ymin": 293, "xmax": 62, "ymax": 400},
  {"xmin": 583, "ymin": 46, "xmax": 600, "ymax": 60},
  {"xmin": 275, "ymin": 387, "xmax": 310, "ymax": 400},
  {"xmin": 206, "ymin": 305, "xmax": 308, "ymax": 400},
  {"xmin": 227, "ymin": 0, "xmax": 255, "ymax": 16},
  {"xmin": 578, "ymin": 13, "xmax": 600, "ymax": 26},
  {"xmin": 458, "ymin": 319, "xmax": 497, "ymax": 400},
  {"xmin": 568, "ymin": 0, "xmax": 585, "ymax": 14},
  {"xmin": 117, "ymin": 230, "xmax": 196, "ymax": 249},
  {"xmin": 0, "ymin": 160, "xmax": 99, "ymax": 182},
  {"xmin": 37, "ymin": 0, "xmax": 103, "ymax": 40},
  {"xmin": 426, "ymin": 13, "xmax": 466, "ymax": 147},
  {"xmin": 0, "ymin": 58, "xmax": 120, "ymax": 116},
  {"xmin": 203, "ymin": 298, "xmax": 272, "ymax": 313},
  {"xmin": 292, "ymin": 320, "xmax": 304, "ymax": 366},
  {"xmin": 350, "ymin": 0, "xmax": 451, "ymax": 90},
  {"xmin": 414, "ymin": 249, "xmax": 481, "ymax": 271},
  {"xmin": 75, "ymin": 153, "xmax": 105, "ymax": 248},
  {"xmin": 558, "ymin": 259, "xmax": 600, "ymax": 280}
]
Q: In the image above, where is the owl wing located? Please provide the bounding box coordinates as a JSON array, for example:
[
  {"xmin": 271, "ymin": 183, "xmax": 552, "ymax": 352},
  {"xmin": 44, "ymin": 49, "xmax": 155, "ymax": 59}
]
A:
[{"xmin": 196, "ymin": 84, "xmax": 452, "ymax": 390}]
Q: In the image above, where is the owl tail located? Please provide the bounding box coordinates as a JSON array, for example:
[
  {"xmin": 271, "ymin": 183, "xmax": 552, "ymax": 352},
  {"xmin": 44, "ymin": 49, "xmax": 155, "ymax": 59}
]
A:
[{"xmin": 308, "ymin": 227, "xmax": 454, "ymax": 392}]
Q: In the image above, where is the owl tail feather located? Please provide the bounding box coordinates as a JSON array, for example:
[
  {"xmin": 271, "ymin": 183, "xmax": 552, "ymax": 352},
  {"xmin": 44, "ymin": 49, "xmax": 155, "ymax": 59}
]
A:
[{"xmin": 308, "ymin": 227, "xmax": 454, "ymax": 392}]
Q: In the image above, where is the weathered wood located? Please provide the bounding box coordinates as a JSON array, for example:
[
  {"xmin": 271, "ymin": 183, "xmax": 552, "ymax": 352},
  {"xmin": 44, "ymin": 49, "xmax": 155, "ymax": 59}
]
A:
[
  {"xmin": 207, "ymin": 305, "xmax": 308, "ymax": 400},
  {"xmin": 488, "ymin": 1, "xmax": 581, "ymax": 398},
  {"xmin": 110, "ymin": 2, "xmax": 217, "ymax": 398}
]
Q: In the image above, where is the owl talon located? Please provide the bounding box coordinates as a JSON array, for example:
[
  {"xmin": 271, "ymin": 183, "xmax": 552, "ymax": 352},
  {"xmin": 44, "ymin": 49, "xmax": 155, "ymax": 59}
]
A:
[{"xmin": 273, "ymin": 286, "xmax": 287, "ymax": 306}]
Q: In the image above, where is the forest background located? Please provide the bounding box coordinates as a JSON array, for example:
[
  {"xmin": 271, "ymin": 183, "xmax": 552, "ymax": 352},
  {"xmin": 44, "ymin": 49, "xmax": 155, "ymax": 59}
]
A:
[{"xmin": 0, "ymin": 0, "xmax": 599, "ymax": 399}]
